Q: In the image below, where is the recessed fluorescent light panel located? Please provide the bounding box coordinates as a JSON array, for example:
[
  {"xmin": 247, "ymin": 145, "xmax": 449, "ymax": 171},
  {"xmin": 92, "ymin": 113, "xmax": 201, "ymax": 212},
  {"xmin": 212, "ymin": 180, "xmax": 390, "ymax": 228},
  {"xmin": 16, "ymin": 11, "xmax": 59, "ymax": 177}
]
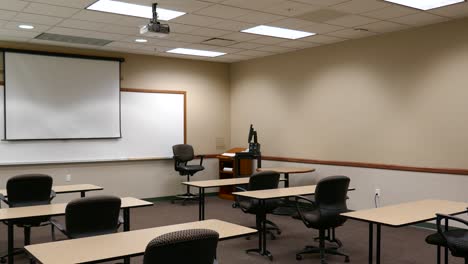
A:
[
  {"xmin": 18, "ymin": 24, "xmax": 34, "ymax": 29},
  {"xmin": 241, "ymin": 25, "xmax": 315, "ymax": 40},
  {"xmin": 87, "ymin": 0, "xmax": 185, "ymax": 20},
  {"xmin": 167, "ymin": 48, "xmax": 226, "ymax": 58},
  {"xmin": 383, "ymin": 0, "xmax": 465, "ymax": 10}
]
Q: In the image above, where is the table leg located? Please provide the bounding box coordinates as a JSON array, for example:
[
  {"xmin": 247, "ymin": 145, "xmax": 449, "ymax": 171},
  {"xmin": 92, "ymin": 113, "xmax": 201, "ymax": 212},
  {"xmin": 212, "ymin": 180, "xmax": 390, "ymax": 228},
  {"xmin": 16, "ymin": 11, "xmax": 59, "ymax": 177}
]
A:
[
  {"xmin": 199, "ymin": 188, "xmax": 205, "ymax": 221},
  {"xmin": 368, "ymin": 223, "xmax": 373, "ymax": 264},
  {"xmin": 123, "ymin": 208, "xmax": 130, "ymax": 264},
  {"xmin": 8, "ymin": 221, "xmax": 13, "ymax": 264},
  {"xmin": 80, "ymin": 191, "xmax": 85, "ymax": 198},
  {"xmin": 246, "ymin": 200, "xmax": 272, "ymax": 261},
  {"xmin": 376, "ymin": 224, "xmax": 381, "ymax": 264},
  {"xmin": 444, "ymin": 218, "xmax": 448, "ymax": 264},
  {"xmin": 284, "ymin": 173, "xmax": 289, "ymax": 188}
]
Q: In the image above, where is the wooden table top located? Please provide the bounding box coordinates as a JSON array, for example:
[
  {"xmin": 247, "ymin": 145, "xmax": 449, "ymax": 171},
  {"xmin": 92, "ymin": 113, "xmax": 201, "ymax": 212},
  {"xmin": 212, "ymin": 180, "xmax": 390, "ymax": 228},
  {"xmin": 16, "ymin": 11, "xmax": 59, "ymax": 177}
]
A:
[
  {"xmin": 342, "ymin": 199, "xmax": 468, "ymax": 227},
  {"xmin": 257, "ymin": 167, "xmax": 315, "ymax": 174},
  {"xmin": 233, "ymin": 185, "xmax": 355, "ymax": 200},
  {"xmin": 0, "ymin": 184, "xmax": 103, "ymax": 196},
  {"xmin": 25, "ymin": 219, "xmax": 257, "ymax": 264},
  {"xmin": 183, "ymin": 177, "xmax": 286, "ymax": 188},
  {"xmin": 0, "ymin": 197, "xmax": 152, "ymax": 221}
]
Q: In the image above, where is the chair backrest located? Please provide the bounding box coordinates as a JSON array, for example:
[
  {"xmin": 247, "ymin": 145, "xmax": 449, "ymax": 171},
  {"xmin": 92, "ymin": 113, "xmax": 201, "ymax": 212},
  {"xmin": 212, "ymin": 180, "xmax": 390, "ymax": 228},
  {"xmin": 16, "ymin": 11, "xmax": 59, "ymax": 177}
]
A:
[
  {"xmin": 248, "ymin": 171, "xmax": 280, "ymax": 191},
  {"xmin": 173, "ymin": 144, "xmax": 195, "ymax": 163},
  {"xmin": 315, "ymin": 175, "xmax": 350, "ymax": 211},
  {"xmin": 143, "ymin": 229, "xmax": 219, "ymax": 264},
  {"xmin": 65, "ymin": 195, "xmax": 121, "ymax": 239},
  {"xmin": 7, "ymin": 174, "xmax": 53, "ymax": 207}
]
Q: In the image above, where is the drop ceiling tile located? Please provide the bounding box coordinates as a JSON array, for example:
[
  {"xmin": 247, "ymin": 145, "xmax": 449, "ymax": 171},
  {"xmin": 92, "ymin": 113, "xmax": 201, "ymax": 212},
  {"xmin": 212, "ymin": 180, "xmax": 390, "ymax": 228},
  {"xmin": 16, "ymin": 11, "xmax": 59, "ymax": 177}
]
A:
[
  {"xmin": 194, "ymin": 4, "xmax": 251, "ymax": 19},
  {"xmin": 326, "ymin": 15, "xmax": 378, "ymax": 27},
  {"xmin": 362, "ymin": 5, "xmax": 418, "ymax": 20},
  {"xmin": 46, "ymin": 26, "xmax": 91, "ymax": 37},
  {"xmin": 297, "ymin": 22, "xmax": 344, "ymax": 34},
  {"xmin": 4, "ymin": 21, "xmax": 51, "ymax": 32},
  {"xmin": 0, "ymin": 0, "xmax": 29, "ymax": 11},
  {"xmin": 22, "ymin": 2, "xmax": 80, "ymax": 18},
  {"xmin": 331, "ymin": 0, "xmax": 390, "ymax": 14},
  {"xmin": 0, "ymin": 10, "xmax": 17, "ymax": 20},
  {"xmin": 30, "ymin": 38, "xmax": 101, "ymax": 49},
  {"xmin": 428, "ymin": 2, "xmax": 468, "ymax": 18},
  {"xmin": 220, "ymin": 32, "xmax": 260, "ymax": 41},
  {"xmin": 221, "ymin": 0, "xmax": 287, "ymax": 10},
  {"xmin": 211, "ymin": 54, "xmax": 251, "ymax": 62},
  {"xmin": 209, "ymin": 20, "xmax": 254, "ymax": 31},
  {"xmin": 235, "ymin": 49, "xmax": 273, "ymax": 57},
  {"xmin": 0, "ymin": 28, "xmax": 41, "ymax": 38},
  {"xmin": 277, "ymin": 40, "xmax": 320, "ymax": 48},
  {"xmin": 327, "ymin": 28, "xmax": 376, "ymax": 38},
  {"xmin": 140, "ymin": 45, "xmax": 172, "ymax": 52},
  {"xmin": 185, "ymin": 43, "xmax": 223, "ymax": 51},
  {"xmin": 228, "ymin": 42, "xmax": 264, "ymax": 49},
  {"xmin": 389, "ymin": 12, "xmax": 450, "ymax": 26},
  {"xmin": 13, "ymin": 12, "xmax": 64, "ymax": 26},
  {"xmin": 85, "ymin": 31, "xmax": 126, "ymax": 41},
  {"xmin": 187, "ymin": 27, "xmax": 231, "ymax": 37},
  {"xmin": 268, "ymin": 18, "xmax": 315, "ymax": 30},
  {"xmin": 362, "ymin": 21, "xmax": 407, "ymax": 33},
  {"xmin": 28, "ymin": 0, "xmax": 96, "ymax": 9},
  {"xmin": 300, "ymin": 34, "xmax": 346, "ymax": 43},
  {"xmin": 233, "ymin": 11, "xmax": 286, "ymax": 24},
  {"xmin": 255, "ymin": 45, "xmax": 295, "ymax": 53},
  {"xmin": 264, "ymin": 1, "xmax": 322, "ymax": 17},
  {"xmin": 293, "ymin": 0, "xmax": 349, "ymax": 6},
  {"xmin": 100, "ymin": 24, "xmax": 139, "ymax": 35},
  {"xmin": 0, "ymin": 35, "xmax": 31, "ymax": 42},
  {"xmin": 57, "ymin": 19, "xmax": 105, "ymax": 31},
  {"xmin": 115, "ymin": 16, "xmax": 148, "ymax": 27},
  {"xmin": 172, "ymin": 14, "xmax": 225, "ymax": 27},
  {"xmin": 213, "ymin": 46, "xmax": 243, "ymax": 53},
  {"xmin": 170, "ymin": 23, "xmax": 199, "ymax": 34},
  {"xmin": 0, "ymin": 19, "xmax": 8, "ymax": 27},
  {"xmin": 147, "ymin": 39, "xmax": 189, "ymax": 48},
  {"xmin": 169, "ymin": 33, "xmax": 207, "ymax": 43},
  {"xmin": 250, "ymin": 36, "xmax": 289, "ymax": 45},
  {"xmin": 106, "ymin": 41, "xmax": 144, "ymax": 49}
]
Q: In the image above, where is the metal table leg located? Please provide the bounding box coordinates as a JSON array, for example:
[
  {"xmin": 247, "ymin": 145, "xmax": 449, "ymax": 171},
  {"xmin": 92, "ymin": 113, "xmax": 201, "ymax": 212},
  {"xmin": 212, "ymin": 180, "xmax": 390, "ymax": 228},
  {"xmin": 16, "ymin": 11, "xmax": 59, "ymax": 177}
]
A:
[
  {"xmin": 123, "ymin": 208, "xmax": 130, "ymax": 264},
  {"xmin": 8, "ymin": 221, "xmax": 13, "ymax": 264},
  {"xmin": 368, "ymin": 223, "xmax": 373, "ymax": 264},
  {"xmin": 376, "ymin": 224, "xmax": 381, "ymax": 264},
  {"xmin": 80, "ymin": 191, "xmax": 85, "ymax": 198},
  {"xmin": 199, "ymin": 188, "xmax": 205, "ymax": 221}
]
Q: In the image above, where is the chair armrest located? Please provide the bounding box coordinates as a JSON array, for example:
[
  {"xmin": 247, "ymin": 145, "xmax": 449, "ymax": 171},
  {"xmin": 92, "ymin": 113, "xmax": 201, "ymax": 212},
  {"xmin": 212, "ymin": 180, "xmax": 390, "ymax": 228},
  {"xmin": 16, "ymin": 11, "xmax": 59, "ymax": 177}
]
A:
[
  {"xmin": 436, "ymin": 213, "xmax": 468, "ymax": 233},
  {"xmin": 0, "ymin": 193, "xmax": 10, "ymax": 206},
  {"xmin": 294, "ymin": 196, "xmax": 318, "ymax": 225},
  {"xmin": 49, "ymin": 190, "xmax": 56, "ymax": 202},
  {"xmin": 235, "ymin": 186, "xmax": 247, "ymax": 192},
  {"xmin": 50, "ymin": 219, "xmax": 68, "ymax": 237},
  {"xmin": 197, "ymin": 155, "xmax": 205, "ymax": 166}
]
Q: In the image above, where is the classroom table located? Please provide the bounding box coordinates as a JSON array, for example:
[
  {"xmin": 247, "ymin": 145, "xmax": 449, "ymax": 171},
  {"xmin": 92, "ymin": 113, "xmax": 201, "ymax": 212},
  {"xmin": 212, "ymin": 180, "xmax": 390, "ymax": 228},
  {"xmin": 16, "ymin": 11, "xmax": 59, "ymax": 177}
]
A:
[
  {"xmin": 341, "ymin": 199, "xmax": 468, "ymax": 264},
  {"xmin": 25, "ymin": 219, "xmax": 257, "ymax": 264},
  {"xmin": 257, "ymin": 167, "xmax": 315, "ymax": 215},
  {"xmin": 232, "ymin": 185, "xmax": 355, "ymax": 260},
  {"xmin": 0, "ymin": 197, "xmax": 152, "ymax": 264},
  {"xmin": 183, "ymin": 177, "xmax": 286, "ymax": 221},
  {"xmin": 0, "ymin": 184, "xmax": 103, "ymax": 199}
]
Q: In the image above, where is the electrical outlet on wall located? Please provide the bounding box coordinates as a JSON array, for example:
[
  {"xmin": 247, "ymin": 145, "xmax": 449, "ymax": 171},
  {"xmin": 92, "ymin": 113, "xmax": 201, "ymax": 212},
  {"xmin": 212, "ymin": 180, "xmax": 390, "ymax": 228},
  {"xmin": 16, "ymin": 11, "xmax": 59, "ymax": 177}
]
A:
[
  {"xmin": 66, "ymin": 174, "xmax": 71, "ymax": 182},
  {"xmin": 375, "ymin": 188, "xmax": 381, "ymax": 197}
]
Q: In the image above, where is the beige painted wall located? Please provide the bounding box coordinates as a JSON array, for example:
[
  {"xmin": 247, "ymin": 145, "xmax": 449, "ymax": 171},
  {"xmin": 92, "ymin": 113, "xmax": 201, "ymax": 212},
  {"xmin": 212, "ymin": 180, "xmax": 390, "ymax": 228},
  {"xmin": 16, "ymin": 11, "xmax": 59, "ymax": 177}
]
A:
[
  {"xmin": 230, "ymin": 17, "xmax": 468, "ymax": 169},
  {"xmin": 0, "ymin": 42, "xmax": 230, "ymax": 200}
]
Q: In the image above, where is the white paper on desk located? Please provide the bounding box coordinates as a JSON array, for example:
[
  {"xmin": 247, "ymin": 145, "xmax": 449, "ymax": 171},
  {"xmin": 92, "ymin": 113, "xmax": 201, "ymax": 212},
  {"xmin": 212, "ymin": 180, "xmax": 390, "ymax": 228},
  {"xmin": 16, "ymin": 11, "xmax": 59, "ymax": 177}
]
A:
[
  {"xmin": 223, "ymin": 167, "xmax": 233, "ymax": 172},
  {"xmin": 222, "ymin": 153, "xmax": 235, "ymax": 157}
]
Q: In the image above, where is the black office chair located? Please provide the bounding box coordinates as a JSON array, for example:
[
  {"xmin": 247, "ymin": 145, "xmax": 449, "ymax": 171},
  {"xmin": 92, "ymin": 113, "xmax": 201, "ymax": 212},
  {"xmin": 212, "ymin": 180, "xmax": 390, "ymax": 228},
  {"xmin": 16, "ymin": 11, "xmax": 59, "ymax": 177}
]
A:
[
  {"xmin": 295, "ymin": 175, "xmax": 351, "ymax": 264},
  {"xmin": 235, "ymin": 171, "xmax": 282, "ymax": 241},
  {"xmin": 425, "ymin": 211, "xmax": 468, "ymax": 264},
  {"xmin": 172, "ymin": 144, "xmax": 205, "ymax": 204},
  {"xmin": 51, "ymin": 195, "xmax": 122, "ymax": 239},
  {"xmin": 143, "ymin": 229, "xmax": 219, "ymax": 264},
  {"xmin": 0, "ymin": 174, "xmax": 55, "ymax": 263}
]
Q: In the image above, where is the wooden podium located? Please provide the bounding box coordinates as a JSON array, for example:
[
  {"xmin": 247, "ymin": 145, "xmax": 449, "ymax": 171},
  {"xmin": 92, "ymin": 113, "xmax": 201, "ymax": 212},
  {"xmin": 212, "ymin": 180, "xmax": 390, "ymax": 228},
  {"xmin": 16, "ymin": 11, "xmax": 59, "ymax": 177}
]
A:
[{"xmin": 217, "ymin": 147, "xmax": 253, "ymax": 200}]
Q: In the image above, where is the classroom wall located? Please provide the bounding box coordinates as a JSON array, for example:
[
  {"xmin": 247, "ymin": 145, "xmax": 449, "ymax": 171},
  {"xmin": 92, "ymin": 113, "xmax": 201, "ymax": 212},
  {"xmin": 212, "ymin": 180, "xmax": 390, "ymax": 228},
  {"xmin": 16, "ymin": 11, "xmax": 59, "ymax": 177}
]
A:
[
  {"xmin": 0, "ymin": 42, "xmax": 230, "ymax": 200},
  {"xmin": 230, "ymin": 18, "xmax": 468, "ymax": 209}
]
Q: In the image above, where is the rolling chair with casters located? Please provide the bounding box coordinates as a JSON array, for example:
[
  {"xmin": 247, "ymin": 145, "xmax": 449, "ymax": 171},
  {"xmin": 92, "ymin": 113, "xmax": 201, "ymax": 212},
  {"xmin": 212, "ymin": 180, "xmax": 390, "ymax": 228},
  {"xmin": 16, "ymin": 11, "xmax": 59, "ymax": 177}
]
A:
[
  {"xmin": 425, "ymin": 211, "xmax": 468, "ymax": 264},
  {"xmin": 50, "ymin": 195, "xmax": 122, "ymax": 240},
  {"xmin": 172, "ymin": 144, "xmax": 205, "ymax": 205},
  {"xmin": 0, "ymin": 174, "xmax": 55, "ymax": 264},
  {"xmin": 294, "ymin": 175, "xmax": 351, "ymax": 264},
  {"xmin": 143, "ymin": 229, "xmax": 219, "ymax": 264},
  {"xmin": 235, "ymin": 171, "xmax": 281, "ymax": 259}
]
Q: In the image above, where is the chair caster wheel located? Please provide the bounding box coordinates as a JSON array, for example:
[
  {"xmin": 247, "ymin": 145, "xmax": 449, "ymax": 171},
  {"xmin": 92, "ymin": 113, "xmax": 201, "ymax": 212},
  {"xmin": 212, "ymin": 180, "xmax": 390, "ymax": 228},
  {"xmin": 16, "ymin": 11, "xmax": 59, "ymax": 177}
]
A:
[
  {"xmin": 345, "ymin": 256, "xmax": 350, "ymax": 263},
  {"xmin": 296, "ymin": 254, "xmax": 303, "ymax": 261},
  {"xmin": 277, "ymin": 230, "xmax": 282, "ymax": 235},
  {"xmin": 232, "ymin": 204, "xmax": 238, "ymax": 208}
]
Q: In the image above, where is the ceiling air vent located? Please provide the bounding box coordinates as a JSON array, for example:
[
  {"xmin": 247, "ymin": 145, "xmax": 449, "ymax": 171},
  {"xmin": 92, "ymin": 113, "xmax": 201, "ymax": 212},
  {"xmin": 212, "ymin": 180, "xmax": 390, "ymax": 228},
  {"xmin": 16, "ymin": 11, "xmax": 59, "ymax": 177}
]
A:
[
  {"xmin": 201, "ymin": 38, "xmax": 236, "ymax": 47},
  {"xmin": 35, "ymin": 33, "xmax": 113, "ymax": 46}
]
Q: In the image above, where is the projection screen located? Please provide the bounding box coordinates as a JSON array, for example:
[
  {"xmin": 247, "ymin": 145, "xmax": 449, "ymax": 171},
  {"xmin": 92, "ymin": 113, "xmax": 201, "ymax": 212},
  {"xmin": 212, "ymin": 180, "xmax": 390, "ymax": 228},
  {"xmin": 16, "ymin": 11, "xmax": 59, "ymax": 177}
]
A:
[{"xmin": 3, "ymin": 51, "xmax": 121, "ymax": 140}]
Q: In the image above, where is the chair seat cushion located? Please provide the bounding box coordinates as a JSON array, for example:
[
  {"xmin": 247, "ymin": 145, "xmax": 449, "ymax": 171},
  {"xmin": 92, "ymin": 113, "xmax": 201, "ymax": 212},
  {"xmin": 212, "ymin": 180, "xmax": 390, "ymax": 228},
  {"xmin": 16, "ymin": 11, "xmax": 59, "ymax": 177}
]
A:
[
  {"xmin": 179, "ymin": 165, "xmax": 204, "ymax": 174},
  {"xmin": 426, "ymin": 229, "xmax": 468, "ymax": 257},
  {"xmin": 239, "ymin": 199, "xmax": 280, "ymax": 213}
]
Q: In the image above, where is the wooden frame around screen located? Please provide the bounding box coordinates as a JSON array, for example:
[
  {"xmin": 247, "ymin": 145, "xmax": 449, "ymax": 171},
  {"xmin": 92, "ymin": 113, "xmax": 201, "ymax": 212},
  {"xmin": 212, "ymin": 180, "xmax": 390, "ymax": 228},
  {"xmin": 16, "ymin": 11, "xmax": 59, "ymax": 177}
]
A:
[{"xmin": 120, "ymin": 88, "xmax": 187, "ymax": 145}]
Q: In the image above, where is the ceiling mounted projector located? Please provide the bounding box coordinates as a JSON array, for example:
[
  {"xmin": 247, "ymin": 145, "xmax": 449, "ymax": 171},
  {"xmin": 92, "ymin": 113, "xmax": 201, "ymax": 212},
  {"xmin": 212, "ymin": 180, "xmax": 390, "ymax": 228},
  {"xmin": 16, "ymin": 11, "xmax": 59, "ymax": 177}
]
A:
[{"xmin": 140, "ymin": 3, "xmax": 170, "ymax": 38}]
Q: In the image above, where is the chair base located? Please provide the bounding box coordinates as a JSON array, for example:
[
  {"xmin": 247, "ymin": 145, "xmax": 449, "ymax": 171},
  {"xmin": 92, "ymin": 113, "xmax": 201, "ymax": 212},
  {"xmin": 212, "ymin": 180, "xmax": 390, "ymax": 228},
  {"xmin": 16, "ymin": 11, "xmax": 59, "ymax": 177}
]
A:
[
  {"xmin": 0, "ymin": 248, "xmax": 26, "ymax": 263},
  {"xmin": 296, "ymin": 245, "xmax": 350, "ymax": 264},
  {"xmin": 171, "ymin": 193, "xmax": 199, "ymax": 205},
  {"xmin": 246, "ymin": 248, "xmax": 273, "ymax": 261},
  {"xmin": 314, "ymin": 228, "xmax": 343, "ymax": 248},
  {"xmin": 247, "ymin": 220, "xmax": 281, "ymax": 240}
]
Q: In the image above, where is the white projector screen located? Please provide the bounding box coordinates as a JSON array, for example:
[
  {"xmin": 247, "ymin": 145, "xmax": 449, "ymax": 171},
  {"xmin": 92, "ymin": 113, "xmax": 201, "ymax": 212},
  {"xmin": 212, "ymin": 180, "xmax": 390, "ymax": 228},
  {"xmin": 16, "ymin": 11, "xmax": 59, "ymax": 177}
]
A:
[{"xmin": 4, "ymin": 51, "xmax": 121, "ymax": 140}]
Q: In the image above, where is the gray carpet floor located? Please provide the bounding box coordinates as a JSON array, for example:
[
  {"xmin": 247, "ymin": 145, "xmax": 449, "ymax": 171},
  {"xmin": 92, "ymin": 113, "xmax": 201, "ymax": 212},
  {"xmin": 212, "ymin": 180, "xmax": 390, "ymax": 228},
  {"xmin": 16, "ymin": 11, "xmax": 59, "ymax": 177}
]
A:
[{"xmin": 0, "ymin": 196, "xmax": 463, "ymax": 264}]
